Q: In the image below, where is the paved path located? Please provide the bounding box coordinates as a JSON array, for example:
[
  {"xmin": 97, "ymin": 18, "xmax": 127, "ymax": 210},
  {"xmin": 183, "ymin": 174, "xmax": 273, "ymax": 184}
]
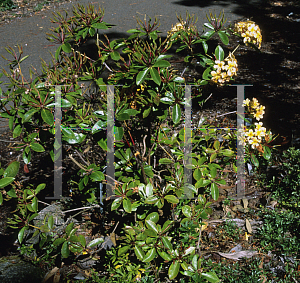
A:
[{"xmin": 0, "ymin": 0, "xmax": 262, "ymax": 130}]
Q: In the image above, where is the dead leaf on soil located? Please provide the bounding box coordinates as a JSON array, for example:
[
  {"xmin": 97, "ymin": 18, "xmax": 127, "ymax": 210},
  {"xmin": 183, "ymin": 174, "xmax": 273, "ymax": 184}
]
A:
[
  {"xmin": 245, "ymin": 218, "xmax": 252, "ymax": 234},
  {"xmin": 217, "ymin": 250, "xmax": 258, "ymax": 261}
]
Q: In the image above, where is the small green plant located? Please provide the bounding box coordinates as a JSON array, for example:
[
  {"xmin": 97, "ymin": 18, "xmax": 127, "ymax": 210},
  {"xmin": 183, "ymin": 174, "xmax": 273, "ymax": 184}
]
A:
[
  {"xmin": 0, "ymin": 0, "xmax": 16, "ymax": 12},
  {"xmin": 271, "ymin": 147, "xmax": 300, "ymax": 208},
  {"xmin": 257, "ymin": 207, "xmax": 300, "ymax": 257},
  {"xmin": 217, "ymin": 220, "xmax": 242, "ymax": 241}
]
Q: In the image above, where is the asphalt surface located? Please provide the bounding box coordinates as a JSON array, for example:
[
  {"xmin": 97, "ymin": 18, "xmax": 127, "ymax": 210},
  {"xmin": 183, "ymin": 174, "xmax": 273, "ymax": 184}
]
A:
[{"xmin": 0, "ymin": 0, "xmax": 263, "ymax": 130}]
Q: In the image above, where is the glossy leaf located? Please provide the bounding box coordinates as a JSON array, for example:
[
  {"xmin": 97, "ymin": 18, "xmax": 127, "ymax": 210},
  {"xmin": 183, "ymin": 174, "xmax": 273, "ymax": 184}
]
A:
[
  {"xmin": 211, "ymin": 183, "xmax": 219, "ymax": 201},
  {"xmin": 218, "ymin": 30, "xmax": 229, "ymax": 45},
  {"xmin": 87, "ymin": 237, "xmax": 104, "ymax": 248},
  {"xmin": 164, "ymin": 195, "xmax": 179, "ymax": 204},
  {"xmin": 143, "ymin": 248, "xmax": 156, "ymax": 262},
  {"xmin": 168, "ymin": 260, "xmax": 180, "ymax": 280},
  {"xmin": 182, "ymin": 205, "xmax": 192, "ymax": 218},
  {"xmin": 30, "ymin": 143, "xmax": 45, "ymax": 152},
  {"xmin": 4, "ymin": 161, "xmax": 19, "ymax": 178},
  {"xmin": 201, "ymin": 272, "xmax": 220, "ymax": 283},
  {"xmin": 150, "ymin": 67, "xmax": 161, "ymax": 85},
  {"xmin": 0, "ymin": 177, "xmax": 15, "ymax": 189},
  {"xmin": 145, "ymin": 220, "xmax": 158, "ymax": 233},
  {"xmin": 215, "ymin": 45, "xmax": 224, "ymax": 61},
  {"xmin": 111, "ymin": 197, "xmax": 122, "ymax": 210},
  {"xmin": 18, "ymin": 226, "xmax": 26, "ymax": 244},
  {"xmin": 41, "ymin": 109, "xmax": 54, "ymax": 126},
  {"xmin": 118, "ymin": 245, "xmax": 130, "ymax": 256},
  {"xmin": 172, "ymin": 104, "xmax": 181, "ymax": 124},
  {"xmin": 134, "ymin": 245, "xmax": 145, "ymax": 261},
  {"xmin": 61, "ymin": 241, "xmax": 70, "ymax": 258},
  {"xmin": 123, "ymin": 198, "xmax": 132, "ymax": 213},
  {"xmin": 136, "ymin": 68, "xmax": 149, "ymax": 85},
  {"xmin": 145, "ymin": 212, "xmax": 159, "ymax": 223}
]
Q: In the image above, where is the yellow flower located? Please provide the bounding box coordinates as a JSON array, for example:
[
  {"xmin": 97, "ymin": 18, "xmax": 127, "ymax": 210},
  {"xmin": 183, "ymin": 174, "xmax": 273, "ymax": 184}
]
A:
[
  {"xmin": 245, "ymin": 129, "xmax": 255, "ymax": 140},
  {"xmin": 235, "ymin": 20, "xmax": 262, "ymax": 49},
  {"xmin": 243, "ymin": 98, "xmax": 251, "ymax": 106},
  {"xmin": 249, "ymin": 136, "xmax": 260, "ymax": 149}
]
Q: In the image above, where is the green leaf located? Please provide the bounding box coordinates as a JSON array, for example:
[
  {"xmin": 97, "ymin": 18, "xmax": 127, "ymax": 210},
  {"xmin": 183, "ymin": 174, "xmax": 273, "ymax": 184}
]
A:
[
  {"xmin": 201, "ymin": 30, "xmax": 215, "ymax": 39},
  {"xmin": 168, "ymin": 260, "xmax": 180, "ymax": 280},
  {"xmin": 41, "ymin": 109, "xmax": 54, "ymax": 126},
  {"xmin": 53, "ymin": 238, "xmax": 66, "ymax": 246},
  {"xmin": 123, "ymin": 198, "xmax": 132, "ymax": 213},
  {"xmin": 30, "ymin": 142, "xmax": 45, "ymax": 152},
  {"xmin": 32, "ymin": 197, "xmax": 38, "ymax": 212},
  {"xmin": 4, "ymin": 161, "xmax": 19, "ymax": 178},
  {"xmin": 183, "ymin": 246, "xmax": 195, "ymax": 256},
  {"xmin": 118, "ymin": 245, "xmax": 130, "ymax": 256},
  {"xmin": 7, "ymin": 188, "xmax": 17, "ymax": 198},
  {"xmin": 92, "ymin": 120, "xmax": 106, "ymax": 134},
  {"xmin": 161, "ymin": 236, "xmax": 172, "ymax": 250},
  {"xmin": 35, "ymin": 183, "xmax": 46, "ymax": 194},
  {"xmin": 87, "ymin": 237, "xmax": 104, "ymax": 248},
  {"xmin": 18, "ymin": 226, "xmax": 26, "ymax": 244},
  {"xmin": 13, "ymin": 125, "xmax": 22, "ymax": 138},
  {"xmin": 250, "ymin": 153, "xmax": 259, "ymax": 167},
  {"xmin": 172, "ymin": 104, "xmax": 181, "ymax": 124},
  {"xmin": 150, "ymin": 67, "xmax": 161, "ymax": 85},
  {"xmin": 159, "ymin": 158, "xmax": 173, "ymax": 164},
  {"xmin": 153, "ymin": 60, "xmax": 170, "ymax": 68},
  {"xmin": 143, "ymin": 107, "xmax": 151, "ymax": 118},
  {"xmin": 204, "ymin": 23, "xmax": 214, "ymax": 30},
  {"xmin": 202, "ymin": 67, "xmax": 212, "ymax": 80},
  {"xmin": 48, "ymin": 215, "xmax": 54, "ymax": 229},
  {"xmin": 145, "ymin": 220, "xmax": 158, "ymax": 233},
  {"xmin": 65, "ymin": 222, "xmax": 74, "ymax": 236},
  {"xmin": 92, "ymin": 22, "xmax": 108, "ymax": 29},
  {"xmin": 61, "ymin": 241, "xmax": 70, "ymax": 258},
  {"xmin": 0, "ymin": 177, "xmax": 15, "ymax": 189},
  {"xmin": 201, "ymin": 271, "xmax": 220, "ymax": 283},
  {"xmin": 111, "ymin": 197, "xmax": 122, "ymax": 210},
  {"xmin": 0, "ymin": 192, "xmax": 3, "ymax": 205},
  {"xmin": 62, "ymin": 42, "xmax": 72, "ymax": 53},
  {"xmin": 22, "ymin": 109, "xmax": 38, "ymax": 123},
  {"xmin": 182, "ymin": 205, "xmax": 192, "ymax": 218},
  {"xmin": 211, "ymin": 183, "xmax": 219, "ymax": 201},
  {"xmin": 55, "ymin": 45, "xmax": 62, "ymax": 61},
  {"xmin": 164, "ymin": 195, "xmax": 179, "ymax": 204},
  {"xmin": 263, "ymin": 146, "xmax": 271, "ymax": 160},
  {"xmin": 158, "ymin": 250, "xmax": 172, "ymax": 261},
  {"xmin": 215, "ymin": 45, "xmax": 224, "ymax": 61},
  {"xmin": 127, "ymin": 28, "xmax": 140, "ymax": 33},
  {"xmin": 218, "ymin": 31, "xmax": 229, "ymax": 45},
  {"xmin": 110, "ymin": 51, "xmax": 120, "ymax": 61},
  {"xmin": 146, "ymin": 212, "xmax": 159, "ymax": 223},
  {"xmin": 134, "ymin": 245, "xmax": 145, "ymax": 261},
  {"xmin": 114, "ymin": 126, "xmax": 124, "ymax": 141},
  {"xmin": 162, "ymin": 220, "xmax": 174, "ymax": 233},
  {"xmin": 143, "ymin": 248, "xmax": 156, "ymax": 262},
  {"xmin": 90, "ymin": 171, "xmax": 105, "ymax": 182},
  {"xmin": 116, "ymin": 113, "xmax": 130, "ymax": 121},
  {"xmin": 136, "ymin": 68, "xmax": 149, "ymax": 85}
]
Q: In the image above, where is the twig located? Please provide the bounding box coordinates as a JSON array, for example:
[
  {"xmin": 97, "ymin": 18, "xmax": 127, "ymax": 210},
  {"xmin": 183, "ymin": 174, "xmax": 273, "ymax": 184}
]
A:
[
  {"xmin": 68, "ymin": 154, "xmax": 88, "ymax": 171},
  {"xmin": 62, "ymin": 205, "xmax": 100, "ymax": 214},
  {"xmin": 215, "ymin": 110, "xmax": 237, "ymax": 118},
  {"xmin": 75, "ymin": 149, "xmax": 89, "ymax": 166},
  {"xmin": 180, "ymin": 66, "xmax": 187, "ymax": 77},
  {"xmin": 38, "ymin": 200, "xmax": 50, "ymax": 206},
  {"xmin": 204, "ymin": 92, "xmax": 213, "ymax": 104}
]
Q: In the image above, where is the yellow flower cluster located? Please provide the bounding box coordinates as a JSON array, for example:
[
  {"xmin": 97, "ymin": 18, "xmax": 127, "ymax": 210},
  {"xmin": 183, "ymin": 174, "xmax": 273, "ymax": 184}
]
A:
[
  {"xmin": 238, "ymin": 98, "xmax": 271, "ymax": 150},
  {"xmin": 211, "ymin": 53, "xmax": 238, "ymax": 86},
  {"xmin": 243, "ymin": 97, "xmax": 265, "ymax": 121},
  {"xmin": 167, "ymin": 21, "xmax": 195, "ymax": 42},
  {"xmin": 239, "ymin": 122, "xmax": 267, "ymax": 149},
  {"xmin": 234, "ymin": 20, "xmax": 262, "ymax": 49}
]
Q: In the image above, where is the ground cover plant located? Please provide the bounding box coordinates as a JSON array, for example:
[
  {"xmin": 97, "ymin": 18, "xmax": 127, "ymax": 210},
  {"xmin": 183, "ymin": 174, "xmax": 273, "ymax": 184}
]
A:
[{"xmin": 0, "ymin": 3, "xmax": 299, "ymax": 282}]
